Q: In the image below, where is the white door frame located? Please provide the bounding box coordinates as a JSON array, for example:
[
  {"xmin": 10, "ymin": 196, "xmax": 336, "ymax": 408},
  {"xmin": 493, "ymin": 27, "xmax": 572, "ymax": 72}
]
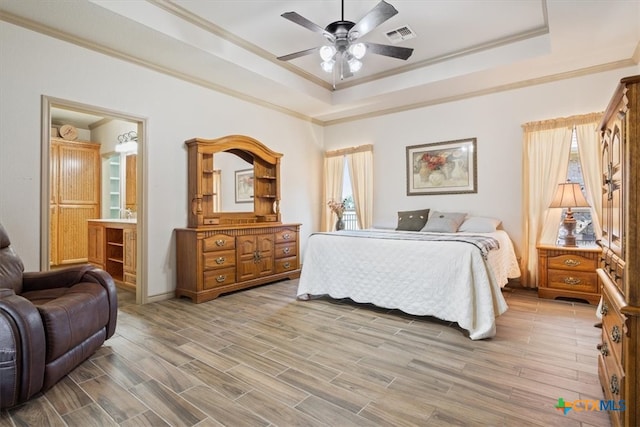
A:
[{"xmin": 41, "ymin": 95, "xmax": 147, "ymax": 304}]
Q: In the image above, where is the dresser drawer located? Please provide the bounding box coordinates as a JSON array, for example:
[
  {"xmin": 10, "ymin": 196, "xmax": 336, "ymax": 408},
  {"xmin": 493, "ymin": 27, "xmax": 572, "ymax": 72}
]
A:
[
  {"xmin": 202, "ymin": 234, "xmax": 235, "ymax": 252},
  {"xmin": 275, "ymin": 242, "xmax": 297, "ymax": 258},
  {"xmin": 547, "ymin": 269, "xmax": 598, "ymax": 293},
  {"xmin": 600, "ymin": 290, "xmax": 626, "ymax": 363},
  {"xmin": 275, "ymin": 229, "xmax": 297, "ymax": 244},
  {"xmin": 548, "ymin": 253, "xmax": 597, "ymax": 272},
  {"xmin": 203, "ymin": 250, "xmax": 236, "ymax": 270},
  {"xmin": 598, "ymin": 351, "xmax": 625, "ymax": 427},
  {"xmin": 203, "ymin": 267, "xmax": 236, "ymax": 289},
  {"xmin": 275, "ymin": 256, "xmax": 298, "ymax": 273}
]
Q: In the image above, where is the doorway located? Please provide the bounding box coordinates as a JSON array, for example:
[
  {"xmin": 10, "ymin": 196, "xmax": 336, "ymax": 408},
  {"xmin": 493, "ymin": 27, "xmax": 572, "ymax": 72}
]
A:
[{"xmin": 41, "ymin": 96, "xmax": 146, "ymax": 304}]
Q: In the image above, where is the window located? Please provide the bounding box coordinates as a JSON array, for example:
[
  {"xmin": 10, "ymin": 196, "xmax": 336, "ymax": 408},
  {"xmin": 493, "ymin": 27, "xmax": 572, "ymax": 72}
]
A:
[
  {"xmin": 557, "ymin": 128, "xmax": 595, "ymax": 246},
  {"xmin": 341, "ymin": 159, "xmax": 359, "ymax": 230}
]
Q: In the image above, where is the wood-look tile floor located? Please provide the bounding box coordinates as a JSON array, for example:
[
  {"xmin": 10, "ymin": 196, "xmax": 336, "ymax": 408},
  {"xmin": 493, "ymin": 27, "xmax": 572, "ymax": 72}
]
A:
[{"xmin": 0, "ymin": 280, "xmax": 610, "ymax": 427}]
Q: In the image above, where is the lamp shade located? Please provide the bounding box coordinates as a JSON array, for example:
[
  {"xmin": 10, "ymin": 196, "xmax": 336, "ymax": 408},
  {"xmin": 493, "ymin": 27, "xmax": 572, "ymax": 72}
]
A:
[
  {"xmin": 320, "ymin": 60, "xmax": 334, "ymax": 73},
  {"xmin": 549, "ymin": 182, "xmax": 590, "ymax": 208},
  {"xmin": 347, "ymin": 58, "xmax": 362, "ymax": 73},
  {"xmin": 348, "ymin": 43, "xmax": 366, "ymax": 59},
  {"xmin": 319, "ymin": 45, "xmax": 336, "ymax": 62}
]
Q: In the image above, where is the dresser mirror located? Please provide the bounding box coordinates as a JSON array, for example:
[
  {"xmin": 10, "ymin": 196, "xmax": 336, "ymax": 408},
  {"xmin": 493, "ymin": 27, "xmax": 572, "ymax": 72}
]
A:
[
  {"xmin": 213, "ymin": 151, "xmax": 254, "ymax": 213},
  {"xmin": 186, "ymin": 135, "xmax": 282, "ymax": 227}
]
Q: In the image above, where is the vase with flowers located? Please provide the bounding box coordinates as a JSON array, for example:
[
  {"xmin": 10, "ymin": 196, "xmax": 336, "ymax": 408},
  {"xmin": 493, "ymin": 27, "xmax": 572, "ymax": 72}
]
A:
[
  {"xmin": 419, "ymin": 153, "xmax": 448, "ymax": 186},
  {"xmin": 327, "ymin": 199, "xmax": 347, "ymax": 231}
]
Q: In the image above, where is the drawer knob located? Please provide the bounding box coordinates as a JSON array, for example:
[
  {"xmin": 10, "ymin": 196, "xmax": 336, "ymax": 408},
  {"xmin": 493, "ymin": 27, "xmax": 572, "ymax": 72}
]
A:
[
  {"xmin": 564, "ymin": 259, "xmax": 581, "ymax": 267},
  {"xmin": 282, "ymin": 233, "xmax": 291, "ymax": 240},
  {"xmin": 597, "ymin": 342, "xmax": 609, "ymax": 357},
  {"xmin": 215, "ymin": 257, "xmax": 225, "ymax": 265},
  {"xmin": 216, "ymin": 275, "xmax": 226, "ymax": 283},
  {"xmin": 283, "ymin": 262, "xmax": 291, "ymax": 269},
  {"xmin": 611, "ymin": 325, "xmax": 621, "ymax": 343},
  {"xmin": 610, "ymin": 374, "xmax": 619, "ymax": 395},
  {"xmin": 600, "ymin": 302, "xmax": 608, "ymax": 316},
  {"xmin": 563, "ymin": 277, "xmax": 581, "ymax": 285},
  {"xmin": 283, "ymin": 247, "xmax": 291, "ymax": 254},
  {"xmin": 215, "ymin": 239, "xmax": 226, "ymax": 247}
]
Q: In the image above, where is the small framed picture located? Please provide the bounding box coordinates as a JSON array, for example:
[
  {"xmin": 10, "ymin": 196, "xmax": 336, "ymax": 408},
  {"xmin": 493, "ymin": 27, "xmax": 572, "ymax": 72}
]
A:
[
  {"xmin": 406, "ymin": 138, "xmax": 477, "ymax": 195},
  {"xmin": 235, "ymin": 169, "xmax": 254, "ymax": 203}
]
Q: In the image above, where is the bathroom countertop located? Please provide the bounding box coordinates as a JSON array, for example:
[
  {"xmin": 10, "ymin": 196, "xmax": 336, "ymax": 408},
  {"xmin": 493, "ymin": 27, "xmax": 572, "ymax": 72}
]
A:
[{"xmin": 88, "ymin": 219, "xmax": 137, "ymax": 226}]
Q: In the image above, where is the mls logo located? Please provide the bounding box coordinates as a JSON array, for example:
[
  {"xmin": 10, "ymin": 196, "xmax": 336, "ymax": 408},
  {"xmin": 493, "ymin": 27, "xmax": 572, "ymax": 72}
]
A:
[{"xmin": 599, "ymin": 400, "xmax": 626, "ymax": 412}]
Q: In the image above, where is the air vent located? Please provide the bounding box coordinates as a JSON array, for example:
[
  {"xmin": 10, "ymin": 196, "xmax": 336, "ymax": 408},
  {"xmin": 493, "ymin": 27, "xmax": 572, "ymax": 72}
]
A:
[{"xmin": 385, "ymin": 26, "xmax": 416, "ymax": 44}]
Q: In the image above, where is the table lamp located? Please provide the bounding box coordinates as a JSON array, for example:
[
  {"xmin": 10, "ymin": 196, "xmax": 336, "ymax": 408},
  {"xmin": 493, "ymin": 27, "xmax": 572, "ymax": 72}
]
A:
[{"xmin": 549, "ymin": 181, "xmax": 590, "ymax": 247}]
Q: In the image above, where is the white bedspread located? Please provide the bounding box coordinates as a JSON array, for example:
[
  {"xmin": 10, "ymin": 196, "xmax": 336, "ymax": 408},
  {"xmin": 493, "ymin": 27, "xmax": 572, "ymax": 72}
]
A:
[{"xmin": 297, "ymin": 229, "xmax": 521, "ymax": 340}]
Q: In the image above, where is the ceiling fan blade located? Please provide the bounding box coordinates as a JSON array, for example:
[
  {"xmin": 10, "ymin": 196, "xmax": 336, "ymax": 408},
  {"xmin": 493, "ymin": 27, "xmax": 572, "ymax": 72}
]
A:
[
  {"xmin": 364, "ymin": 42, "xmax": 414, "ymax": 60},
  {"xmin": 277, "ymin": 46, "xmax": 320, "ymax": 61},
  {"xmin": 281, "ymin": 11, "xmax": 334, "ymax": 41},
  {"xmin": 349, "ymin": 1, "xmax": 398, "ymax": 39}
]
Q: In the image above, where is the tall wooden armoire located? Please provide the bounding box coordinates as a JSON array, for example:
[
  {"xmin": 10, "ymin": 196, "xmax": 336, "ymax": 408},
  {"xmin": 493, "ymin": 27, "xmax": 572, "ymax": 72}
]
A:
[
  {"xmin": 597, "ymin": 75, "xmax": 639, "ymax": 427},
  {"xmin": 50, "ymin": 138, "xmax": 101, "ymax": 266}
]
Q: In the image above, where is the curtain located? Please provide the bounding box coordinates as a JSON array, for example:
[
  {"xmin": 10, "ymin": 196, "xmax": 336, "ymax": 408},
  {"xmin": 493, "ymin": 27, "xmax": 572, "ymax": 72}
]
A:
[
  {"xmin": 324, "ymin": 144, "xmax": 374, "ymax": 231},
  {"xmin": 322, "ymin": 155, "xmax": 344, "ymax": 231},
  {"xmin": 575, "ymin": 117, "xmax": 603, "ymax": 240},
  {"xmin": 521, "ymin": 112, "xmax": 603, "ymax": 287},
  {"xmin": 347, "ymin": 148, "xmax": 373, "ymax": 229},
  {"xmin": 522, "ymin": 121, "xmax": 572, "ymax": 287}
]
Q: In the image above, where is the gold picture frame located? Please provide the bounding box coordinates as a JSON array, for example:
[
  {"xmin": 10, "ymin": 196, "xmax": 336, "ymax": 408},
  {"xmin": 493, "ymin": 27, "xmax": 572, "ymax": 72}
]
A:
[{"xmin": 406, "ymin": 138, "xmax": 477, "ymax": 195}]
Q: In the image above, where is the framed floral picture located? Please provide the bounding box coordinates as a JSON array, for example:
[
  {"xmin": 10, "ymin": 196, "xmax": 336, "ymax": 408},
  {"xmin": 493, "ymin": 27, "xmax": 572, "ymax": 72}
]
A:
[
  {"xmin": 406, "ymin": 138, "xmax": 477, "ymax": 195},
  {"xmin": 235, "ymin": 168, "xmax": 254, "ymax": 203}
]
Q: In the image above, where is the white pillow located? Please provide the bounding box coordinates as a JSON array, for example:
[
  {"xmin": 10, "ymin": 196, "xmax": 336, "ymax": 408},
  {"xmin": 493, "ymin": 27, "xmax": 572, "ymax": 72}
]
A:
[{"xmin": 458, "ymin": 216, "xmax": 502, "ymax": 233}]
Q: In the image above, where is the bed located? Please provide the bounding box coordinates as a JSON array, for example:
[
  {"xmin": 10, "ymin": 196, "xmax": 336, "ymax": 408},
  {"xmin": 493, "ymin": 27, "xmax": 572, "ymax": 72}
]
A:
[{"xmin": 296, "ymin": 224, "xmax": 521, "ymax": 340}]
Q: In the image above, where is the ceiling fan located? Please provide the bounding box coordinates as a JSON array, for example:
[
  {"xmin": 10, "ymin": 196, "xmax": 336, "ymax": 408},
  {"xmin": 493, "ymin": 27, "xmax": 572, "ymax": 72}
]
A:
[{"xmin": 277, "ymin": 0, "xmax": 414, "ymax": 83}]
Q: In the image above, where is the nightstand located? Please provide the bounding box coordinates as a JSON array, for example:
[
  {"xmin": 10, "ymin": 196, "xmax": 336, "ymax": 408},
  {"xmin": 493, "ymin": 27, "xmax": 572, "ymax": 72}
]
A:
[{"xmin": 537, "ymin": 244, "xmax": 601, "ymax": 305}]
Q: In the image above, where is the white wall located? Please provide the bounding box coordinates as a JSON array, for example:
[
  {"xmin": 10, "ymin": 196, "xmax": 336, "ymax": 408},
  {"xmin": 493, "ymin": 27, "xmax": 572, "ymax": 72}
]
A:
[
  {"xmin": 1, "ymin": 20, "xmax": 638, "ymax": 297},
  {"xmin": 324, "ymin": 65, "xmax": 639, "ymax": 258},
  {"xmin": 0, "ymin": 21, "xmax": 323, "ymax": 299}
]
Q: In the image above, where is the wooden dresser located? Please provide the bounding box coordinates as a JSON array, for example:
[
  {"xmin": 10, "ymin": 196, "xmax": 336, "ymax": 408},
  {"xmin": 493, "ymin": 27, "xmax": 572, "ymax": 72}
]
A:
[
  {"xmin": 175, "ymin": 135, "xmax": 301, "ymax": 303},
  {"xmin": 597, "ymin": 75, "xmax": 639, "ymax": 427},
  {"xmin": 175, "ymin": 224, "xmax": 300, "ymax": 303},
  {"xmin": 537, "ymin": 245, "xmax": 601, "ymax": 305}
]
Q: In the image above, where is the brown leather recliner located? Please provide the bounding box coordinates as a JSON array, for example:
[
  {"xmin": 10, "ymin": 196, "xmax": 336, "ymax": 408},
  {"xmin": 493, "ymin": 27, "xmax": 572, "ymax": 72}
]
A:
[{"xmin": 0, "ymin": 222, "xmax": 117, "ymax": 409}]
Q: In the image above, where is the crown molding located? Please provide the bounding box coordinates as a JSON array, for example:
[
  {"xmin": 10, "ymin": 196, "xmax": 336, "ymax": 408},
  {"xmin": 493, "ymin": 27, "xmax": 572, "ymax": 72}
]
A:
[
  {"xmin": 323, "ymin": 58, "xmax": 638, "ymax": 126},
  {"xmin": 0, "ymin": 11, "xmax": 323, "ymax": 126}
]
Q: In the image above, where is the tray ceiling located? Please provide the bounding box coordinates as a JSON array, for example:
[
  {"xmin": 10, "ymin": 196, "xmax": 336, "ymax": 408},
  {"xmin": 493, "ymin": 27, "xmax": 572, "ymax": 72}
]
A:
[{"xmin": 1, "ymin": 0, "xmax": 639, "ymax": 124}]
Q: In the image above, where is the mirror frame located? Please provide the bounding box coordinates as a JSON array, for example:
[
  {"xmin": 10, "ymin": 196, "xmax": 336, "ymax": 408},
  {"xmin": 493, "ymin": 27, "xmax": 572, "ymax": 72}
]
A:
[{"xmin": 186, "ymin": 135, "xmax": 283, "ymax": 227}]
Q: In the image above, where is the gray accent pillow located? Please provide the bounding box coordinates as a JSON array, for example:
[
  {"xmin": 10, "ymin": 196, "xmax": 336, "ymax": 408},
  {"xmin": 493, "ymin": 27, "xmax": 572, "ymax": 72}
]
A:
[
  {"xmin": 396, "ymin": 209, "xmax": 430, "ymax": 231},
  {"xmin": 421, "ymin": 211, "xmax": 467, "ymax": 233}
]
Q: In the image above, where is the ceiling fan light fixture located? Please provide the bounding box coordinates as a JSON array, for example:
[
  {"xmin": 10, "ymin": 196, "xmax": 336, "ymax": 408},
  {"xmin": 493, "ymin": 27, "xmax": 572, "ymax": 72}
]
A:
[
  {"xmin": 348, "ymin": 42, "xmax": 366, "ymax": 59},
  {"xmin": 319, "ymin": 45, "xmax": 337, "ymax": 61},
  {"xmin": 321, "ymin": 60, "xmax": 335, "ymax": 73},
  {"xmin": 278, "ymin": 1, "xmax": 413, "ymax": 83},
  {"xmin": 348, "ymin": 58, "xmax": 362, "ymax": 73}
]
